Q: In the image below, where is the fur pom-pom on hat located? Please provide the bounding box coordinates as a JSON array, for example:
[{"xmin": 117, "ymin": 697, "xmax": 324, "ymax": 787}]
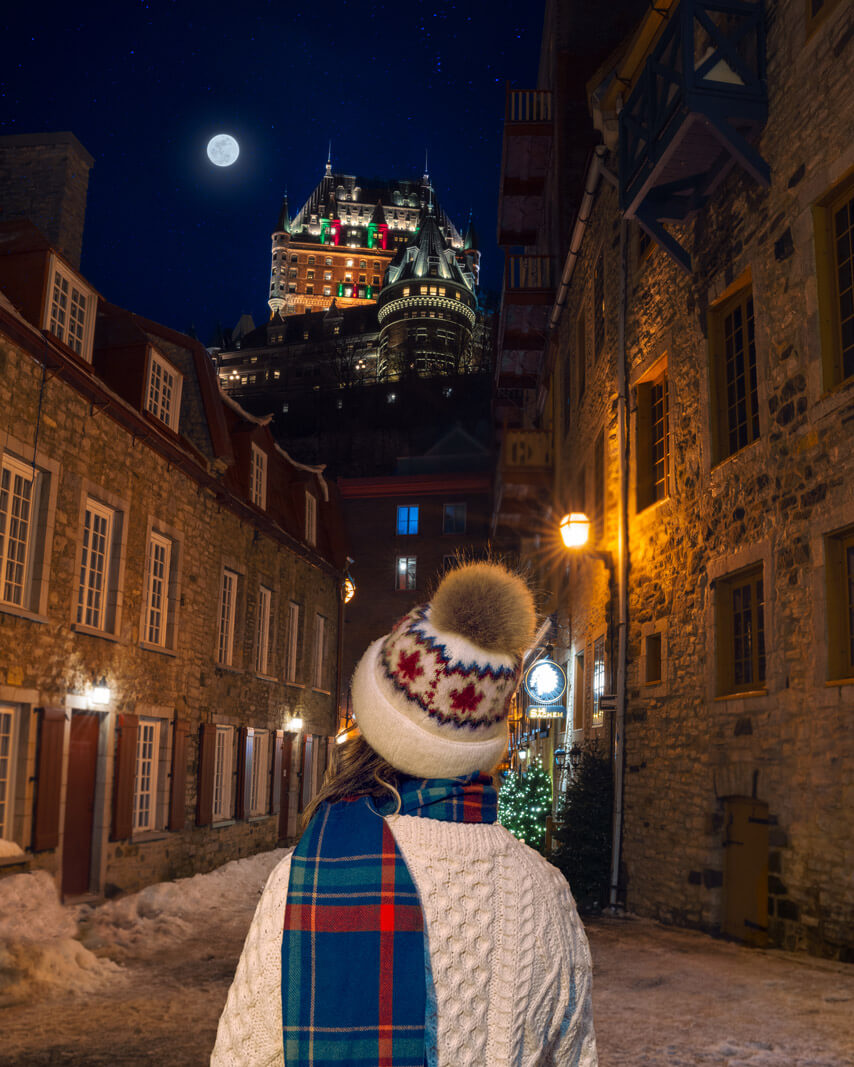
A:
[{"xmin": 351, "ymin": 562, "xmax": 537, "ymax": 779}]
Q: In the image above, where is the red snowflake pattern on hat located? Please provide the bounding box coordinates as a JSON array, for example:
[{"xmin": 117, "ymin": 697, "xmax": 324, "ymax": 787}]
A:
[
  {"xmin": 450, "ymin": 682, "xmax": 484, "ymax": 715},
  {"xmin": 396, "ymin": 649, "xmax": 424, "ymax": 681}
]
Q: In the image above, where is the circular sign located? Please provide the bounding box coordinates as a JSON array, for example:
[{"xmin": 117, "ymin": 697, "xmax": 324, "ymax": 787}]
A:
[{"xmin": 524, "ymin": 659, "xmax": 566, "ymax": 703}]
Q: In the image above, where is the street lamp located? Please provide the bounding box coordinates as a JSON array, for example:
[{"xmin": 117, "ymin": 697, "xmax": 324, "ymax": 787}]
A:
[{"xmin": 559, "ymin": 512, "xmax": 590, "ymax": 548}]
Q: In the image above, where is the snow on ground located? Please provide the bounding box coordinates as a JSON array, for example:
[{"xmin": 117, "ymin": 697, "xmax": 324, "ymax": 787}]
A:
[{"xmin": 1, "ymin": 850, "xmax": 852, "ymax": 1065}]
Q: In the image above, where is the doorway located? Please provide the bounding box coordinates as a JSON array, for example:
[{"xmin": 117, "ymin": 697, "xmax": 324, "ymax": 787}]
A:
[
  {"xmin": 723, "ymin": 796, "xmax": 769, "ymax": 946},
  {"xmin": 62, "ymin": 711, "xmax": 100, "ymax": 897}
]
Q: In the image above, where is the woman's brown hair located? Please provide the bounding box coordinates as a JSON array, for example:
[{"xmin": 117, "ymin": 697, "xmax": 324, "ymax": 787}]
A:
[{"xmin": 300, "ymin": 734, "xmax": 408, "ymax": 831}]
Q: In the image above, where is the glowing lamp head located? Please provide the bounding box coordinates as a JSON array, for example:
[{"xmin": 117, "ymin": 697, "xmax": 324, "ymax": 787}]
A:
[
  {"xmin": 286, "ymin": 716, "xmax": 304, "ymax": 733},
  {"xmin": 560, "ymin": 512, "xmax": 590, "ymax": 549},
  {"xmin": 91, "ymin": 677, "xmax": 111, "ymax": 706}
]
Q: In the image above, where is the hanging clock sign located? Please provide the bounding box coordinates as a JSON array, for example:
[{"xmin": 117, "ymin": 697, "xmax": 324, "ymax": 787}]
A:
[{"xmin": 524, "ymin": 658, "xmax": 566, "ymax": 704}]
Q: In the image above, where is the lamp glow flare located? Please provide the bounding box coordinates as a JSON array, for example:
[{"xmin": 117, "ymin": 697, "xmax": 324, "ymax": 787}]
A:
[{"xmin": 559, "ymin": 512, "xmax": 590, "ymax": 548}]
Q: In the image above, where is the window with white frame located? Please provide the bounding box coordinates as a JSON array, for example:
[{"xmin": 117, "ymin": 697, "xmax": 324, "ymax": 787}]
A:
[
  {"xmin": 395, "ymin": 555, "xmax": 417, "ymax": 591},
  {"xmin": 250, "ymin": 445, "xmax": 267, "ymax": 509},
  {"xmin": 305, "ymin": 492, "xmax": 317, "ymax": 546},
  {"xmin": 77, "ymin": 498, "xmax": 119, "ymax": 632},
  {"xmin": 217, "ymin": 569, "xmax": 239, "ymax": 665},
  {"xmin": 133, "ymin": 719, "xmax": 161, "ymax": 832},
  {"xmin": 249, "ymin": 729, "xmax": 271, "ymax": 816},
  {"xmin": 0, "ymin": 454, "xmax": 36, "ymax": 609},
  {"xmin": 44, "ymin": 257, "xmax": 95, "ymax": 360},
  {"xmin": 213, "ymin": 725, "xmax": 235, "ymax": 821},
  {"xmin": 256, "ymin": 585, "xmax": 272, "ymax": 675},
  {"xmin": 144, "ymin": 532, "xmax": 172, "ymax": 647},
  {"xmin": 313, "ymin": 614, "xmax": 328, "ymax": 690},
  {"xmin": 0, "ymin": 703, "xmax": 17, "ymax": 839},
  {"xmin": 286, "ymin": 601, "xmax": 301, "ymax": 683},
  {"xmin": 146, "ymin": 350, "xmax": 182, "ymax": 431}
]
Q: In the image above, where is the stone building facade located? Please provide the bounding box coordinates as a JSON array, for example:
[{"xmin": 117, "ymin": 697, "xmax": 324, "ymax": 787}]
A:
[
  {"xmin": 497, "ymin": 0, "xmax": 854, "ymax": 957},
  {"xmin": 0, "ymin": 218, "xmax": 347, "ymax": 898}
]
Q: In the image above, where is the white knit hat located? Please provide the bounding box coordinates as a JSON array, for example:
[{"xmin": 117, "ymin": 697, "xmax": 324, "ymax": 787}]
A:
[{"xmin": 351, "ymin": 562, "xmax": 536, "ymax": 778}]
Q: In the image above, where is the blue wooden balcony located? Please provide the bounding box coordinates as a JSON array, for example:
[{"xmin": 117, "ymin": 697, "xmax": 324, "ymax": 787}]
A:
[{"xmin": 619, "ymin": 0, "xmax": 769, "ymax": 270}]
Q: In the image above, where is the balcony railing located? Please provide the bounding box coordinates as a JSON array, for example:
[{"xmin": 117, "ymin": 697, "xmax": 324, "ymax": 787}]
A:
[
  {"xmin": 504, "ymin": 255, "xmax": 556, "ymax": 299},
  {"xmin": 506, "ymin": 89, "xmax": 553, "ymax": 126}
]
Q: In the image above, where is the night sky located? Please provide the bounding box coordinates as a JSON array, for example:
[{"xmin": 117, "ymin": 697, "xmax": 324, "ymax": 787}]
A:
[{"xmin": 4, "ymin": 1, "xmax": 543, "ymax": 345}]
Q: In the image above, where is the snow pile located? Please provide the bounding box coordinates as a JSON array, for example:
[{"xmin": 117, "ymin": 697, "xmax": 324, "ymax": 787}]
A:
[
  {"xmin": 0, "ymin": 870, "xmax": 121, "ymax": 1005},
  {"xmin": 0, "ymin": 837, "xmax": 25, "ymax": 859},
  {"xmin": 81, "ymin": 848, "xmax": 289, "ymax": 955}
]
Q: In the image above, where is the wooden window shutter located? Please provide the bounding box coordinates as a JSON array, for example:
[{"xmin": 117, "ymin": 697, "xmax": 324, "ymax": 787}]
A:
[
  {"xmin": 196, "ymin": 723, "xmax": 217, "ymax": 826},
  {"xmin": 111, "ymin": 714, "xmax": 139, "ymax": 841},
  {"xmin": 32, "ymin": 707, "xmax": 67, "ymax": 851},
  {"xmin": 169, "ymin": 715, "xmax": 188, "ymax": 831},
  {"xmin": 235, "ymin": 726, "xmax": 250, "ymax": 820},
  {"xmin": 271, "ymin": 730, "xmax": 284, "ymax": 814},
  {"xmin": 277, "ymin": 733, "xmax": 293, "ymax": 843}
]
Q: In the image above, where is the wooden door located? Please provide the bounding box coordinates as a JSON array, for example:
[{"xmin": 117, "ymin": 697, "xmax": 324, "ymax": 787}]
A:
[
  {"xmin": 62, "ymin": 712, "xmax": 100, "ymax": 897},
  {"xmin": 723, "ymin": 796, "xmax": 769, "ymax": 946}
]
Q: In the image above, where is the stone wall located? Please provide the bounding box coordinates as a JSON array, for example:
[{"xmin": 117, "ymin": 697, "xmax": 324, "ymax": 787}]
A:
[{"xmin": 554, "ymin": 0, "xmax": 853, "ymax": 957}]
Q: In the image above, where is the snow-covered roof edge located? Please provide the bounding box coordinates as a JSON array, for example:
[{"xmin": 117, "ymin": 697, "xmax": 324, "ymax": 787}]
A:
[
  {"xmin": 218, "ymin": 387, "xmax": 273, "ymax": 426},
  {"xmin": 274, "ymin": 443, "xmax": 329, "ymax": 501}
]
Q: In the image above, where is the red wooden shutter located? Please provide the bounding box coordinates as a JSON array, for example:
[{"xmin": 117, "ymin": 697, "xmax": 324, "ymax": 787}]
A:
[
  {"xmin": 235, "ymin": 726, "xmax": 250, "ymax": 820},
  {"xmin": 196, "ymin": 723, "xmax": 217, "ymax": 826},
  {"xmin": 271, "ymin": 730, "xmax": 284, "ymax": 814},
  {"xmin": 111, "ymin": 714, "xmax": 139, "ymax": 841},
  {"xmin": 32, "ymin": 707, "xmax": 67, "ymax": 851},
  {"xmin": 277, "ymin": 733, "xmax": 293, "ymax": 843},
  {"xmin": 169, "ymin": 716, "xmax": 188, "ymax": 831}
]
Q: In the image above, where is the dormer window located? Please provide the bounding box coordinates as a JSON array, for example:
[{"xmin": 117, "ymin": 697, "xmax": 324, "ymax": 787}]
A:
[
  {"xmin": 44, "ymin": 255, "xmax": 96, "ymax": 361},
  {"xmin": 146, "ymin": 350, "xmax": 182, "ymax": 431},
  {"xmin": 250, "ymin": 445, "xmax": 267, "ymax": 509},
  {"xmin": 305, "ymin": 491, "xmax": 317, "ymax": 546}
]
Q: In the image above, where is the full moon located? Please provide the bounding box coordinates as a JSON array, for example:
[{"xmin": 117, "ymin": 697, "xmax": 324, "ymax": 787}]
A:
[{"xmin": 206, "ymin": 134, "xmax": 239, "ymax": 167}]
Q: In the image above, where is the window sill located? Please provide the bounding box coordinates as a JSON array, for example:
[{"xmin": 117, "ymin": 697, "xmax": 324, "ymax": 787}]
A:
[
  {"xmin": 212, "ymin": 818, "xmax": 236, "ymax": 828},
  {"xmin": 311, "ymin": 687, "xmax": 332, "ymax": 696},
  {"xmin": 825, "ymin": 677, "xmax": 854, "ymax": 688},
  {"xmin": 255, "ymin": 672, "xmax": 279, "ymax": 684},
  {"xmin": 709, "ymin": 437, "xmax": 761, "ymax": 478},
  {"xmin": 131, "ymin": 830, "xmax": 170, "ymax": 844},
  {"xmin": 248, "ymin": 814, "xmax": 272, "ymax": 823},
  {"xmin": 636, "ymin": 495, "xmax": 671, "ymax": 518},
  {"xmin": 139, "ymin": 641, "xmax": 177, "ymax": 658},
  {"xmin": 285, "ymin": 681, "xmax": 305, "ymax": 689},
  {"xmin": 72, "ymin": 622, "xmax": 121, "ymax": 643},
  {"xmin": 0, "ymin": 851, "xmax": 30, "ymax": 870},
  {"xmin": 0, "ymin": 603, "xmax": 49, "ymax": 625},
  {"xmin": 215, "ymin": 663, "xmax": 243, "ymax": 675},
  {"xmin": 714, "ymin": 689, "xmax": 768, "ymax": 702},
  {"xmin": 814, "ymin": 376, "xmax": 853, "ymax": 424}
]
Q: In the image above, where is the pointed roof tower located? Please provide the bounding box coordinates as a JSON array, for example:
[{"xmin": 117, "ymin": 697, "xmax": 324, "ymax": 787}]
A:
[
  {"xmin": 370, "ymin": 199, "xmax": 387, "ymax": 226},
  {"xmin": 385, "ymin": 202, "xmax": 472, "ymax": 289},
  {"xmin": 276, "ymin": 192, "xmax": 291, "ymax": 234},
  {"xmin": 464, "ymin": 211, "xmax": 478, "ymax": 251}
]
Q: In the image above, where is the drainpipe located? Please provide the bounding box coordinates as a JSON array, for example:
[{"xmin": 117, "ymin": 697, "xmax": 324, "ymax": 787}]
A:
[
  {"xmin": 610, "ymin": 218, "xmax": 629, "ymax": 910},
  {"xmin": 549, "ymin": 145, "xmax": 608, "ymax": 332}
]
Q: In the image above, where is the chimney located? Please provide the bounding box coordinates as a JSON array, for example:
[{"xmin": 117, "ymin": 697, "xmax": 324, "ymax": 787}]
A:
[{"xmin": 0, "ymin": 131, "xmax": 94, "ymax": 270}]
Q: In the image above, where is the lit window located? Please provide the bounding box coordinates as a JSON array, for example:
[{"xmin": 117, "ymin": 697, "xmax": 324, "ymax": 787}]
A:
[
  {"xmin": 442, "ymin": 503, "xmax": 466, "ymax": 534},
  {"xmin": 0, "ymin": 703, "xmax": 17, "ymax": 839},
  {"xmin": 323, "ymin": 287, "xmax": 331, "ymax": 297},
  {"xmin": 133, "ymin": 719, "xmax": 161, "ymax": 832},
  {"xmin": 716, "ymin": 566, "xmax": 766, "ymax": 695},
  {"xmin": 325, "ymin": 256, "xmax": 332, "ymax": 265},
  {"xmin": 825, "ymin": 526, "xmax": 854, "ymax": 681},
  {"xmin": 396, "ymin": 555, "xmax": 417, "ymax": 591},
  {"xmin": 346, "ymin": 258, "xmax": 354, "ymax": 267},
  {"xmin": 0, "ymin": 454, "xmax": 36, "ymax": 609},
  {"xmin": 313, "ymin": 613, "xmax": 328, "ymax": 690},
  {"xmin": 146, "ymin": 350, "xmax": 182, "ymax": 430},
  {"xmin": 78, "ymin": 499, "xmax": 119, "ymax": 632},
  {"xmin": 324, "ymin": 271, "xmax": 332, "ymax": 281},
  {"xmin": 213, "ymin": 725, "xmax": 235, "ymax": 821},
  {"xmin": 592, "ymin": 636, "xmax": 605, "ymax": 726},
  {"xmin": 308, "ymin": 256, "xmax": 315, "ymax": 265},
  {"xmin": 217, "ymin": 568, "xmax": 239, "ymax": 665},
  {"xmin": 815, "ymin": 174, "xmax": 854, "ymax": 388},
  {"xmin": 397, "ymin": 505, "xmax": 419, "ymax": 535},
  {"xmin": 44, "ymin": 256, "xmax": 95, "ymax": 360},
  {"xmin": 286, "ymin": 600, "xmax": 301, "ymax": 684},
  {"xmin": 709, "ymin": 285, "xmax": 760, "ymax": 462},
  {"xmin": 636, "ymin": 364, "xmax": 670, "ymax": 510},
  {"xmin": 249, "ymin": 729, "xmax": 271, "ymax": 816},
  {"xmin": 305, "ymin": 491, "xmax": 317, "ymax": 546},
  {"xmin": 255, "ymin": 585, "xmax": 272, "ymax": 675},
  {"xmin": 144, "ymin": 532, "xmax": 173, "ymax": 647},
  {"xmin": 250, "ymin": 445, "xmax": 267, "ymax": 509}
]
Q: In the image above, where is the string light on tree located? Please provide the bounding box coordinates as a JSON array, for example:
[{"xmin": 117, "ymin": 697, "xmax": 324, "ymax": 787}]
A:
[{"xmin": 498, "ymin": 756, "xmax": 553, "ymax": 853}]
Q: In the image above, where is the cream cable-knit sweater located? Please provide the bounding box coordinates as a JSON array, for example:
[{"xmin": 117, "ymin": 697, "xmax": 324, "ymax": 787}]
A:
[{"xmin": 211, "ymin": 816, "xmax": 598, "ymax": 1066}]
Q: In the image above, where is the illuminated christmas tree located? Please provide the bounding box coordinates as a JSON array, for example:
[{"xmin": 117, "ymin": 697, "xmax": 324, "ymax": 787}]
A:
[{"xmin": 498, "ymin": 757, "xmax": 553, "ymax": 853}]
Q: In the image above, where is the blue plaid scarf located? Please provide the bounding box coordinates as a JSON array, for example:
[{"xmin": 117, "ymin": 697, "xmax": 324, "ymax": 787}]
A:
[{"xmin": 282, "ymin": 773, "xmax": 497, "ymax": 1066}]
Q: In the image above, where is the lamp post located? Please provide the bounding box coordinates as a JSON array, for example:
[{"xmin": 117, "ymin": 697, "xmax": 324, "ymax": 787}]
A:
[{"xmin": 558, "ymin": 510, "xmax": 626, "ymax": 912}]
